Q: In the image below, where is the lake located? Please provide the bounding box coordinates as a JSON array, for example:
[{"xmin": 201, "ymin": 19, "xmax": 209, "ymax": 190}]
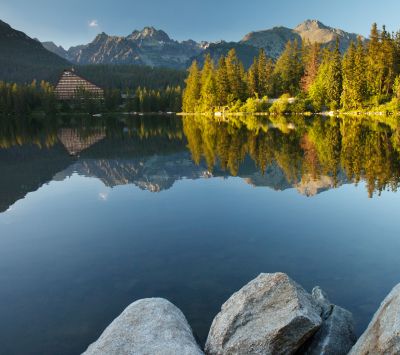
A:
[{"xmin": 1, "ymin": 114, "xmax": 400, "ymax": 355}]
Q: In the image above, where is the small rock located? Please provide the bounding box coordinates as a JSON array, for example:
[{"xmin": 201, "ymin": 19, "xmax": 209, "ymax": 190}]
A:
[
  {"xmin": 205, "ymin": 273, "xmax": 322, "ymax": 355},
  {"xmin": 302, "ymin": 304, "xmax": 357, "ymax": 355},
  {"xmin": 82, "ymin": 298, "xmax": 203, "ymax": 355},
  {"xmin": 349, "ymin": 283, "xmax": 400, "ymax": 355},
  {"xmin": 311, "ymin": 286, "xmax": 333, "ymax": 320}
]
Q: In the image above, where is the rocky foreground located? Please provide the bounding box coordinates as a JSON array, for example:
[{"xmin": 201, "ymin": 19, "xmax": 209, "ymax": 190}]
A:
[{"xmin": 83, "ymin": 273, "xmax": 400, "ymax": 354}]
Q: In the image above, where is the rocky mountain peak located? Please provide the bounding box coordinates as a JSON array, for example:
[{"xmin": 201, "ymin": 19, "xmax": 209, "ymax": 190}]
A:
[
  {"xmin": 295, "ymin": 19, "xmax": 328, "ymax": 32},
  {"xmin": 95, "ymin": 32, "xmax": 109, "ymax": 40},
  {"xmin": 129, "ymin": 26, "xmax": 171, "ymax": 42},
  {"xmin": 41, "ymin": 41, "xmax": 68, "ymax": 58}
]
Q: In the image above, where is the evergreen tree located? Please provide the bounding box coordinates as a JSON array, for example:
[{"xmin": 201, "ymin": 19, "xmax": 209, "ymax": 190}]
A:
[
  {"xmin": 199, "ymin": 54, "xmax": 217, "ymax": 112},
  {"xmin": 342, "ymin": 38, "xmax": 368, "ymax": 109},
  {"xmin": 257, "ymin": 49, "xmax": 273, "ymax": 97},
  {"xmin": 326, "ymin": 39, "xmax": 343, "ymax": 109},
  {"xmin": 182, "ymin": 60, "xmax": 201, "ymax": 112},
  {"xmin": 215, "ymin": 56, "xmax": 230, "ymax": 106},
  {"xmin": 273, "ymin": 40, "xmax": 303, "ymax": 95},
  {"xmin": 247, "ymin": 56, "xmax": 259, "ymax": 97},
  {"xmin": 301, "ymin": 42, "xmax": 321, "ymax": 92},
  {"xmin": 225, "ymin": 49, "xmax": 247, "ymax": 102}
]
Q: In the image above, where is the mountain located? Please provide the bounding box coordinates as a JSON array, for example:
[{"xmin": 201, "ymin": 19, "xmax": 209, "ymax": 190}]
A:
[
  {"xmin": 0, "ymin": 18, "xmax": 365, "ymax": 80},
  {"xmin": 55, "ymin": 26, "xmax": 205, "ymax": 69},
  {"xmin": 241, "ymin": 26, "xmax": 300, "ymax": 59},
  {"xmin": 241, "ymin": 19, "xmax": 364, "ymax": 58},
  {"xmin": 41, "ymin": 20, "xmax": 364, "ymax": 69},
  {"xmin": 0, "ymin": 20, "xmax": 70, "ymax": 83},
  {"xmin": 294, "ymin": 19, "xmax": 364, "ymax": 52},
  {"xmin": 192, "ymin": 41, "xmax": 260, "ymax": 69},
  {"xmin": 41, "ymin": 41, "xmax": 68, "ymax": 59}
]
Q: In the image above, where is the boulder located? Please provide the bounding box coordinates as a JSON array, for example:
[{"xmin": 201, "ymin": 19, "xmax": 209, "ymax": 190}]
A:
[
  {"xmin": 349, "ymin": 283, "xmax": 400, "ymax": 355},
  {"xmin": 205, "ymin": 273, "xmax": 322, "ymax": 355},
  {"xmin": 301, "ymin": 287, "xmax": 356, "ymax": 355},
  {"xmin": 82, "ymin": 298, "xmax": 203, "ymax": 355},
  {"xmin": 311, "ymin": 286, "xmax": 333, "ymax": 319}
]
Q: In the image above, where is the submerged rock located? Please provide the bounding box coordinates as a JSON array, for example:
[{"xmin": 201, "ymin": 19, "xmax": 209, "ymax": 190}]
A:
[
  {"xmin": 349, "ymin": 283, "xmax": 400, "ymax": 355},
  {"xmin": 205, "ymin": 273, "xmax": 322, "ymax": 355},
  {"xmin": 82, "ymin": 298, "xmax": 203, "ymax": 355},
  {"xmin": 301, "ymin": 286, "xmax": 356, "ymax": 354}
]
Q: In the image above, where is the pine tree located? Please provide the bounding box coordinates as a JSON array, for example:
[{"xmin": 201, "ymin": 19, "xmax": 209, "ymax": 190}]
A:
[
  {"xmin": 225, "ymin": 49, "xmax": 247, "ymax": 102},
  {"xmin": 342, "ymin": 38, "xmax": 367, "ymax": 109},
  {"xmin": 366, "ymin": 24, "xmax": 396, "ymax": 99},
  {"xmin": 247, "ymin": 56, "xmax": 259, "ymax": 97},
  {"xmin": 381, "ymin": 27, "xmax": 397, "ymax": 95},
  {"xmin": 182, "ymin": 60, "xmax": 201, "ymax": 112},
  {"xmin": 199, "ymin": 54, "xmax": 217, "ymax": 112},
  {"xmin": 326, "ymin": 38, "xmax": 343, "ymax": 109},
  {"xmin": 215, "ymin": 56, "xmax": 229, "ymax": 106},
  {"xmin": 301, "ymin": 42, "xmax": 321, "ymax": 92},
  {"xmin": 273, "ymin": 40, "xmax": 303, "ymax": 96},
  {"xmin": 257, "ymin": 49, "xmax": 272, "ymax": 97}
]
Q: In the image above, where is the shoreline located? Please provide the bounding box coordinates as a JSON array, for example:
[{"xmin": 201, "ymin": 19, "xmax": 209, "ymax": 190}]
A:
[{"xmin": 82, "ymin": 273, "xmax": 400, "ymax": 355}]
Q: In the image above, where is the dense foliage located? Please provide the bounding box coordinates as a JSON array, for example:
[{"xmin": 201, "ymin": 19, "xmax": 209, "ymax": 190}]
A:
[
  {"xmin": 183, "ymin": 24, "xmax": 400, "ymax": 113},
  {"xmin": 0, "ymin": 81, "xmax": 182, "ymax": 115},
  {"xmin": 77, "ymin": 65, "xmax": 186, "ymax": 90},
  {"xmin": 183, "ymin": 114, "xmax": 400, "ymax": 197}
]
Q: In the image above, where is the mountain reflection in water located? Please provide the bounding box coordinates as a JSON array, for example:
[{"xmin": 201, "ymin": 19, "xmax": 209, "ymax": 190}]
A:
[
  {"xmin": 1, "ymin": 113, "xmax": 400, "ymax": 355},
  {"xmin": 1, "ymin": 114, "xmax": 399, "ymax": 213}
]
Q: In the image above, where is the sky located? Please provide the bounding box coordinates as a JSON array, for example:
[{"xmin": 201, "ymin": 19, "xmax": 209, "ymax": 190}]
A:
[{"xmin": 1, "ymin": 0, "xmax": 400, "ymax": 48}]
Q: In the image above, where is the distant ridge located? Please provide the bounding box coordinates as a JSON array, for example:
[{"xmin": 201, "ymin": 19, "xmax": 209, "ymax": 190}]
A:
[
  {"xmin": 0, "ymin": 19, "xmax": 69, "ymax": 83},
  {"xmin": 0, "ymin": 18, "xmax": 367, "ymax": 80},
  {"xmin": 39, "ymin": 20, "xmax": 365, "ymax": 69},
  {"xmin": 240, "ymin": 19, "xmax": 364, "ymax": 57}
]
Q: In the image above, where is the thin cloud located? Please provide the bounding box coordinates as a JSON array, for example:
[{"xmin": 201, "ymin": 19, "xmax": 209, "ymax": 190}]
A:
[{"xmin": 89, "ymin": 20, "xmax": 99, "ymax": 28}]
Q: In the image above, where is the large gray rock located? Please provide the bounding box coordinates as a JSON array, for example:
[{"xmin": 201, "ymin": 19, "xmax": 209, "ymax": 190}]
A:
[
  {"xmin": 82, "ymin": 298, "xmax": 203, "ymax": 355},
  {"xmin": 349, "ymin": 283, "xmax": 400, "ymax": 355},
  {"xmin": 302, "ymin": 287, "xmax": 356, "ymax": 355},
  {"xmin": 205, "ymin": 273, "xmax": 322, "ymax": 355}
]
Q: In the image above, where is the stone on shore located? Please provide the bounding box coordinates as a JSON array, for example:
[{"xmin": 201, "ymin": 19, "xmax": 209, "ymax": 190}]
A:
[
  {"xmin": 205, "ymin": 273, "xmax": 322, "ymax": 355},
  {"xmin": 82, "ymin": 298, "xmax": 203, "ymax": 355},
  {"xmin": 300, "ymin": 286, "xmax": 356, "ymax": 355},
  {"xmin": 349, "ymin": 283, "xmax": 400, "ymax": 355}
]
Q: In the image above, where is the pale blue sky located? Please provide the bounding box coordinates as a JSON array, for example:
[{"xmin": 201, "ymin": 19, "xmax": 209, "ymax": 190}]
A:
[{"xmin": 1, "ymin": 0, "xmax": 400, "ymax": 48}]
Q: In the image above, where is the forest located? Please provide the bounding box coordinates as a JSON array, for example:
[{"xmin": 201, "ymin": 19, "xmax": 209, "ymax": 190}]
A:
[
  {"xmin": 3, "ymin": 23, "xmax": 400, "ymax": 115},
  {"xmin": 0, "ymin": 64, "xmax": 185, "ymax": 115},
  {"xmin": 0, "ymin": 81, "xmax": 182, "ymax": 115},
  {"xmin": 182, "ymin": 114, "xmax": 400, "ymax": 197},
  {"xmin": 182, "ymin": 24, "xmax": 400, "ymax": 114}
]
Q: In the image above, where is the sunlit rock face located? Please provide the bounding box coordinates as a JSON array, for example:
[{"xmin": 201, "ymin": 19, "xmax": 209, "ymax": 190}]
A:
[
  {"xmin": 241, "ymin": 19, "xmax": 364, "ymax": 59},
  {"xmin": 55, "ymin": 153, "xmax": 213, "ymax": 192},
  {"xmin": 294, "ymin": 20, "xmax": 363, "ymax": 52},
  {"xmin": 41, "ymin": 20, "xmax": 364, "ymax": 69},
  {"xmin": 295, "ymin": 173, "xmax": 347, "ymax": 197},
  {"xmin": 205, "ymin": 273, "xmax": 323, "ymax": 355},
  {"xmin": 349, "ymin": 283, "xmax": 400, "ymax": 355},
  {"xmin": 54, "ymin": 27, "xmax": 204, "ymax": 69},
  {"xmin": 83, "ymin": 298, "xmax": 203, "ymax": 355}
]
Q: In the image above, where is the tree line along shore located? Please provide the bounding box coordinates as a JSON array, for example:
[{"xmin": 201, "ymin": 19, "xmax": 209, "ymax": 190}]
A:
[
  {"xmin": 182, "ymin": 23, "xmax": 400, "ymax": 115},
  {"xmin": 2, "ymin": 24, "xmax": 400, "ymax": 116}
]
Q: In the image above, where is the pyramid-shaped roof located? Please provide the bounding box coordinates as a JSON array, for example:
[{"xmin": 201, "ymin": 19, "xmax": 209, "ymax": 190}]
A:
[{"xmin": 55, "ymin": 70, "xmax": 104, "ymax": 100}]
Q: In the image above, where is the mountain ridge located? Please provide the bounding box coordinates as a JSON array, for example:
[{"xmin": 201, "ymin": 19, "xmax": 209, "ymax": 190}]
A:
[
  {"xmin": 0, "ymin": 18, "xmax": 367, "ymax": 80},
  {"xmin": 0, "ymin": 19, "xmax": 70, "ymax": 83},
  {"xmin": 40, "ymin": 19, "xmax": 365, "ymax": 68}
]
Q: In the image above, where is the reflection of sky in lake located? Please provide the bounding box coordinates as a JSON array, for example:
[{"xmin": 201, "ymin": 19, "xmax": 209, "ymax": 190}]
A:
[
  {"xmin": 1, "ymin": 114, "xmax": 400, "ymax": 354},
  {"xmin": 1, "ymin": 170, "xmax": 400, "ymax": 355}
]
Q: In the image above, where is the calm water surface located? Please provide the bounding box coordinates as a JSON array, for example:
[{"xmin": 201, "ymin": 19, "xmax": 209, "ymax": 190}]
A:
[{"xmin": 1, "ymin": 114, "xmax": 400, "ymax": 354}]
